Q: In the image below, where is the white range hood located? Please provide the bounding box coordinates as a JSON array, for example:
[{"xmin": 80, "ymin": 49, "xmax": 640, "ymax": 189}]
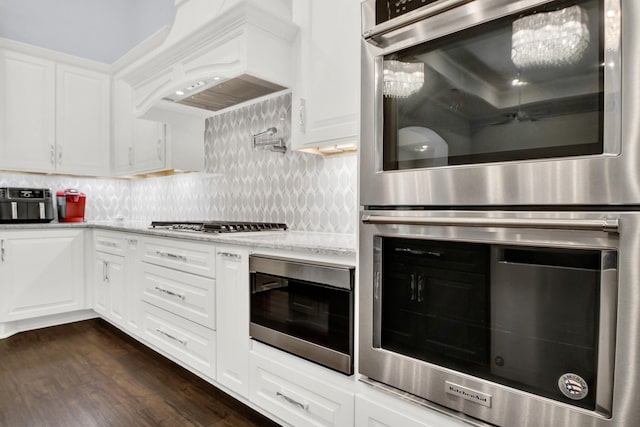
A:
[{"xmin": 121, "ymin": 0, "xmax": 297, "ymax": 116}]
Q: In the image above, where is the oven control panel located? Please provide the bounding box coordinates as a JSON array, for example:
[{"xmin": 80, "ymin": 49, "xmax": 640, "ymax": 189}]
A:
[{"xmin": 376, "ymin": 0, "xmax": 440, "ymax": 24}]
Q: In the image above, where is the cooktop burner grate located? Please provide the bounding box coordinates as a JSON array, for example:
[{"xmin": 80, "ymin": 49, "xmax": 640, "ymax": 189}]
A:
[{"xmin": 149, "ymin": 221, "xmax": 287, "ymax": 233}]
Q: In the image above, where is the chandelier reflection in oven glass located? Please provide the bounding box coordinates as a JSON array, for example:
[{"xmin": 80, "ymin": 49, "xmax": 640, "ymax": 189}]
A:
[
  {"xmin": 383, "ymin": 60, "xmax": 425, "ymax": 98},
  {"xmin": 511, "ymin": 5, "xmax": 590, "ymax": 68}
]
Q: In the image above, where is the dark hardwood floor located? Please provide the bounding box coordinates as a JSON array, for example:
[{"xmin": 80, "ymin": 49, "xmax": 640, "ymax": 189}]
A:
[{"xmin": 0, "ymin": 319, "xmax": 280, "ymax": 427}]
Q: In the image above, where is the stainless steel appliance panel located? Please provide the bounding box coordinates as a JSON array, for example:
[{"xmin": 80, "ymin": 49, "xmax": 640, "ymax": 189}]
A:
[
  {"xmin": 359, "ymin": 209, "xmax": 631, "ymax": 427},
  {"xmin": 250, "ymin": 255, "xmax": 355, "ymax": 375},
  {"xmin": 360, "ymin": 0, "xmax": 631, "ymax": 207}
]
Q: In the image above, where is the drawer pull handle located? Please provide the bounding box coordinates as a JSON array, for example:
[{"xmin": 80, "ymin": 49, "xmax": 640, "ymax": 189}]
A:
[
  {"xmin": 218, "ymin": 251, "xmax": 241, "ymax": 261},
  {"xmin": 156, "ymin": 250, "xmax": 187, "ymax": 262},
  {"xmin": 155, "ymin": 328, "xmax": 187, "ymax": 346},
  {"xmin": 101, "ymin": 241, "xmax": 118, "ymax": 248},
  {"xmin": 155, "ymin": 286, "xmax": 186, "ymax": 300},
  {"xmin": 276, "ymin": 391, "xmax": 309, "ymax": 411}
]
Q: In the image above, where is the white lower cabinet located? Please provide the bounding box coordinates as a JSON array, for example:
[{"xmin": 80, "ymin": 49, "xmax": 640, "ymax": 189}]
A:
[
  {"xmin": 94, "ymin": 250, "xmax": 126, "ymax": 326},
  {"xmin": 93, "ymin": 231, "xmax": 141, "ymax": 334},
  {"xmin": 355, "ymin": 388, "xmax": 469, "ymax": 427},
  {"xmin": 137, "ymin": 235, "xmax": 217, "ymax": 380},
  {"xmin": 216, "ymin": 247, "xmax": 250, "ymax": 398},
  {"xmin": 141, "ymin": 301, "xmax": 216, "ymax": 379},
  {"xmin": 0, "ymin": 229, "xmax": 85, "ymax": 322},
  {"xmin": 250, "ymin": 345, "xmax": 355, "ymax": 427},
  {"xmin": 141, "ymin": 237, "xmax": 216, "ymax": 278},
  {"xmin": 141, "ymin": 262, "xmax": 215, "ymax": 329}
]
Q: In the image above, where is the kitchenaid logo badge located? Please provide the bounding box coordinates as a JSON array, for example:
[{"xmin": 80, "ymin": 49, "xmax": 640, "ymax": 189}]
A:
[
  {"xmin": 558, "ymin": 373, "xmax": 589, "ymax": 400},
  {"xmin": 445, "ymin": 381, "xmax": 492, "ymax": 408}
]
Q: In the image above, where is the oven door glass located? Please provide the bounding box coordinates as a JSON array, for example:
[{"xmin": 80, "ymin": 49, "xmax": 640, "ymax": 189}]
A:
[
  {"xmin": 251, "ymin": 273, "xmax": 352, "ymax": 355},
  {"xmin": 381, "ymin": 0, "xmax": 604, "ymax": 171},
  {"xmin": 377, "ymin": 236, "xmax": 613, "ymax": 410}
]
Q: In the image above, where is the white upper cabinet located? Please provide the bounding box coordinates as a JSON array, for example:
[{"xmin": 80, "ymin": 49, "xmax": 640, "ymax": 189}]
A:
[
  {"xmin": 112, "ymin": 79, "xmax": 168, "ymax": 175},
  {"xmin": 56, "ymin": 64, "xmax": 110, "ymax": 175},
  {"xmin": 112, "ymin": 78, "xmax": 136, "ymax": 173},
  {"xmin": 132, "ymin": 118, "xmax": 166, "ymax": 172},
  {"xmin": 0, "ymin": 50, "xmax": 56, "ymax": 172},
  {"xmin": 112, "ymin": 80, "xmax": 204, "ymax": 176},
  {"xmin": 291, "ymin": 0, "xmax": 360, "ymax": 153},
  {"xmin": 0, "ymin": 42, "xmax": 110, "ymax": 176}
]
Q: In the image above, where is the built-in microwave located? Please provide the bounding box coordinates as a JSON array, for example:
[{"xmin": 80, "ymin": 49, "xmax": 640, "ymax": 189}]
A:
[
  {"xmin": 249, "ymin": 255, "xmax": 355, "ymax": 375},
  {"xmin": 360, "ymin": 0, "xmax": 632, "ymax": 208}
]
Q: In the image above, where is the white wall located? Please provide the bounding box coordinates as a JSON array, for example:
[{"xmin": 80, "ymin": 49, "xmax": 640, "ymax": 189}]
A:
[{"xmin": 0, "ymin": 0, "xmax": 176, "ymax": 63}]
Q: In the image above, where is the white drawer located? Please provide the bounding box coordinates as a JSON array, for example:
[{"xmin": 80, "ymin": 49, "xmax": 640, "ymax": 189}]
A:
[
  {"xmin": 94, "ymin": 231, "xmax": 126, "ymax": 256},
  {"xmin": 141, "ymin": 237, "xmax": 215, "ymax": 278},
  {"xmin": 141, "ymin": 263, "xmax": 215, "ymax": 329},
  {"xmin": 141, "ymin": 302, "xmax": 216, "ymax": 379},
  {"xmin": 249, "ymin": 351, "xmax": 354, "ymax": 427}
]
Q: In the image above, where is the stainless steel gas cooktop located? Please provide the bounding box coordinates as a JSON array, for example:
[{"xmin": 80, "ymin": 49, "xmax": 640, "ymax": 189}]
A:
[{"xmin": 149, "ymin": 221, "xmax": 287, "ymax": 233}]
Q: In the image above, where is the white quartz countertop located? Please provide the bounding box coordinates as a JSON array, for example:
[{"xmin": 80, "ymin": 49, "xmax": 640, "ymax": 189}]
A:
[{"xmin": 0, "ymin": 221, "xmax": 356, "ymax": 259}]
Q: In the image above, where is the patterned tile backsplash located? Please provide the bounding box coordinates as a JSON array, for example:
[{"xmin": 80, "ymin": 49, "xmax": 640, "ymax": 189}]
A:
[
  {"xmin": 0, "ymin": 93, "xmax": 358, "ymax": 234},
  {"xmin": 0, "ymin": 172, "xmax": 131, "ymax": 221}
]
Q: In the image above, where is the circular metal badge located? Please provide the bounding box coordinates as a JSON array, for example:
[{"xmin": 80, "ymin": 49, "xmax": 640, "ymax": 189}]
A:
[{"xmin": 558, "ymin": 373, "xmax": 589, "ymax": 400}]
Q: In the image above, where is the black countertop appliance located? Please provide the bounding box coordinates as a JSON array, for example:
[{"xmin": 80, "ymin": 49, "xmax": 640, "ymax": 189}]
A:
[{"xmin": 0, "ymin": 187, "xmax": 54, "ymax": 223}]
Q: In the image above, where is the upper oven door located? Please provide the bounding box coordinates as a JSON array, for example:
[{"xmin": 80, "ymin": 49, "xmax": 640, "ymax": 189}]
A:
[{"xmin": 360, "ymin": 0, "xmax": 633, "ymax": 207}]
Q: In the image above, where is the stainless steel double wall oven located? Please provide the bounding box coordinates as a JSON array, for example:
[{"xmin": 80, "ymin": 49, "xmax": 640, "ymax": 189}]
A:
[{"xmin": 359, "ymin": 1, "xmax": 640, "ymax": 426}]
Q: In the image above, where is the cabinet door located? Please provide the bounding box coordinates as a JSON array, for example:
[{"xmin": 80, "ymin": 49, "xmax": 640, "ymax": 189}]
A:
[
  {"xmin": 0, "ymin": 230, "xmax": 84, "ymax": 322},
  {"xmin": 94, "ymin": 253, "xmax": 110, "ymax": 316},
  {"xmin": 0, "ymin": 50, "xmax": 56, "ymax": 172},
  {"xmin": 124, "ymin": 236, "xmax": 141, "ymax": 333},
  {"xmin": 112, "ymin": 79, "xmax": 135, "ymax": 173},
  {"xmin": 133, "ymin": 118, "xmax": 166, "ymax": 172},
  {"xmin": 291, "ymin": 0, "xmax": 360, "ymax": 149},
  {"xmin": 216, "ymin": 247, "xmax": 250, "ymax": 397},
  {"xmin": 56, "ymin": 64, "xmax": 110, "ymax": 175},
  {"xmin": 94, "ymin": 251, "xmax": 126, "ymax": 326}
]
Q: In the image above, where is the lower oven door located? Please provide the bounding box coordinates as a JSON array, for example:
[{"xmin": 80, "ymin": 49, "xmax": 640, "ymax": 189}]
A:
[
  {"xmin": 358, "ymin": 210, "xmax": 637, "ymax": 427},
  {"xmin": 249, "ymin": 255, "xmax": 354, "ymax": 375}
]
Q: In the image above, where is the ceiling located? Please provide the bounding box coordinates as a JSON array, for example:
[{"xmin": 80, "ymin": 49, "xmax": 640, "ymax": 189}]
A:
[{"xmin": 0, "ymin": 0, "xmax": 176, "ymax": 64}]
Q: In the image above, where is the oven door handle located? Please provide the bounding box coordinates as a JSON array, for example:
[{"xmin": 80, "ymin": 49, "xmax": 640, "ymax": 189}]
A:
[
  {"xmin": 362, "ymin": 215, "xmax": 619, "ymax": 233},
  {"xmin": 363, "ymin": 0, "xmax": 473, "ymax": 44}
]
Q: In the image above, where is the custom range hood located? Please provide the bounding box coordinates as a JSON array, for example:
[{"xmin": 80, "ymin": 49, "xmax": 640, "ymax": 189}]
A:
[
  {"xmin": 123, "ymin": 0, "xmax": 297, "ymax": 116},
  {"xmin": 164, "ymin": 74, "xmax": 286, "ymax": 112}
]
